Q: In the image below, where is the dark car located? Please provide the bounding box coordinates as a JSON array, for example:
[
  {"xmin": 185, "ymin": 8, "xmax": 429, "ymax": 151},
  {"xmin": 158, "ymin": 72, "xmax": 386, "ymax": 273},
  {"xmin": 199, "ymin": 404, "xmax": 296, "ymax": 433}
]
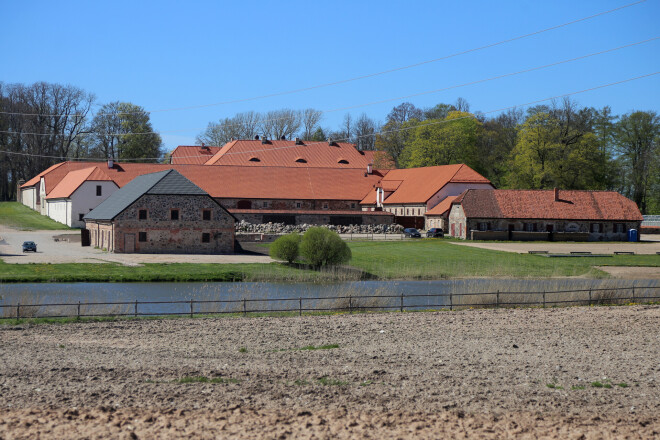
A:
[
  {"xmin": 403, "ymin": 228, "xmax": 421, "ymax": 238},
  {"xmin": 426, "ymin": 228, "xmax": 444, "ymax": 238},
  {"xmin": 22, "ymin": 241, "xmax": 37, "ymax": 252}
]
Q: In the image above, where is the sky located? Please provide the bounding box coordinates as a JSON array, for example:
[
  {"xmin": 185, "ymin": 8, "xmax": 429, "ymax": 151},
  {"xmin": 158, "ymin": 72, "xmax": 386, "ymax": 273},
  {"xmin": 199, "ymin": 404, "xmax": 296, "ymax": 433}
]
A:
[{"xmin": 1, "ymin": 0, "xmax": 658, "ymax": 154}]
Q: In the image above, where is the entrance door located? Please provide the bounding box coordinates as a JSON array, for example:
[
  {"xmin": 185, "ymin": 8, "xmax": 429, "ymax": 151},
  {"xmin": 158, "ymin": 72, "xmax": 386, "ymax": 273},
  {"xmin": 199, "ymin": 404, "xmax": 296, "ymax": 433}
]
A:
[
  {"xmin": 124, "ymin": 234, "xmax": 135, "ymax": 253},
  {"xmin": 508, "ymin": 224, "xmax": 515, "ymax": 240}
]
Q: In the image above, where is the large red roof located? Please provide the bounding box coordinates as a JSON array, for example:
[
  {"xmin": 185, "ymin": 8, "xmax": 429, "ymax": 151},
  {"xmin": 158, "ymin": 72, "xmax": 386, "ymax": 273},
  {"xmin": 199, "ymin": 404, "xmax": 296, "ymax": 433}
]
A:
[
  {"xmin": 46, "ymin": 167, "xmax": 114, "ymax": 199},
  {"xmin": 170, "ymin": 145, "xmax": 221, "ymax": 164},
  {"xmin": 203, "ymin": 139, "xmax": 376, "ymax": 169},
  {"xmin": 454, "ymin": 189, "xmax": 643, "ymax": 221},
  {"xmin": 360, "ymin": 164, "xmax": 492, "ymax": 205}
]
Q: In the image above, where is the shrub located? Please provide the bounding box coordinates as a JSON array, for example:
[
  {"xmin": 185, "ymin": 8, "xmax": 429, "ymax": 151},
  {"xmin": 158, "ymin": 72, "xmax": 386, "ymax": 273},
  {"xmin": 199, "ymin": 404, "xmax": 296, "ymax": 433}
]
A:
[
  {"xmin": 270, "ymin": 233, "xmax": 301, "ymax": 263},
  {"xmin": 299, "ymin": 227, "xmax": 351, "ymax": 268}
]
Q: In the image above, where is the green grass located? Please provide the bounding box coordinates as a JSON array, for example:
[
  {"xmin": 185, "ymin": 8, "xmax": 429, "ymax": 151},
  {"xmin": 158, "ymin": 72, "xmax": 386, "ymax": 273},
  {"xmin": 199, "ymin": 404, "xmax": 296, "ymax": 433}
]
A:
[
  {"xmin": 546, "ymin": 383, "xmax": 563, "ymax": 389},
  {"xmin": 571, "ymin": 385, "xmax": 586, "ymax": 390},
  {"xmin": 0, "ymin": 238, "xmax": 657, "ymax": 283},
  {"xmin": 299, "ymin": 344, "xmax": 340, "ymax": 351},
  {"xmin": 0, "ymin": 202, "xmax": 71, "ymax": 230},
  {"xmin": 238, "ymin": 347, "xmax": 247, "ymax": 353}
]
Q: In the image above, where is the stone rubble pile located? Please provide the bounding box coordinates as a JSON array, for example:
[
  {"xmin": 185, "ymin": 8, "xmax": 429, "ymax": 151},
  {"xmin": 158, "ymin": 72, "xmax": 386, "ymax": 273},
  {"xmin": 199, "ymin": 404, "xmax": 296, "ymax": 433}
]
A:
[{"xmin": 235, "ymin": 220, "xmax": 404, "ymax": 234}]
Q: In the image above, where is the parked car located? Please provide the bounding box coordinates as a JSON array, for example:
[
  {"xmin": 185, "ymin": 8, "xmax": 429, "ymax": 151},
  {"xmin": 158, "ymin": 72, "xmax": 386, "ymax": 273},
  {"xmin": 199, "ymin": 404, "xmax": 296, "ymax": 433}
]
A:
[
  {"xmin": 22, "ymin": 241, "xmax": 37, "ymax": 252},
  {"xmin": 403, "ymin": 228, "xmax": 421, "ymax": 238},
  {"xmin": 426, "ymin": 228, "xmax": 444, "ymax": 238}
]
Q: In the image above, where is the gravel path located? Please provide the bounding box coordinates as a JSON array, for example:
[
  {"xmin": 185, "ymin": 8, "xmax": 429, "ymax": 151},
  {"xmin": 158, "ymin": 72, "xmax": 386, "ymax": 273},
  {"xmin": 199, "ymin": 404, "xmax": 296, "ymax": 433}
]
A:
[
  {"xmin": 451, "ymin": 236, "xmax": 660, "ymax": 255},
  {"xmin": 1, "ymin": 306, "xmax": 658, "ymax": 438}
]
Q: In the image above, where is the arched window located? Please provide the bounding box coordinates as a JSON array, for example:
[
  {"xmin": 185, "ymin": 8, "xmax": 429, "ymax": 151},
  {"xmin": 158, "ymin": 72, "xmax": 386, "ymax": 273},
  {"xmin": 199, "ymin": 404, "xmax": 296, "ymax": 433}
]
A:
[
  {"xmin": 248, "ymin": 156, "xmax": 261, "ymax": 162},
  {"xmin": 338, "ymin": 159, "xmax": 349, "ymax": 164},
  {"xmin": 295, "ymin": 157, "xmax": 307, "ymax": 163}
]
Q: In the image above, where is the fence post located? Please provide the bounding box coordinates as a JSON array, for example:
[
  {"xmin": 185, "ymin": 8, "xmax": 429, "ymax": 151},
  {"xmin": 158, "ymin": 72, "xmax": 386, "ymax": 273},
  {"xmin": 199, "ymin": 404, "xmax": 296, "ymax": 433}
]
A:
[
  {"xmin": 134, "ymin": 299, "xmax": 138, "ymax": 318},
  {"xmin": 16, "ymin": 302, "xmax": 20, "ymax": 319},
  {"xmin": 190, "ymin": 299, "xmax": 193, "ymax": 318},
  {"xmin": 78, "ymin": 301, "xmax": 81, "ymax": 319},
  {"xmin": 243, "ymin": 298, "xmax": 246, "ymax": 317},
  {"xmin": 542, "ymin": 291, "xmax": 546, "ymax": 308},
  {"xmin": 299, "ymin": 297, "xmax": 302, "ymax": 316},
  {"xmin": 588, "ymin": 288, "xmax": 592, "ymax": 306},
  {"xmin": 632, "ymin": 286, "xmax": 635, "ymax": 303},
  {"xmin": 349, "ymin": 295, "xmax": 352, "ymax": 314},
  {"xmin": 400, "ymin": 293, "xmax": 404, "ymax": 313},
  {"xmin": 449, "ymin": 291, "xmax": 453, "ymax": 311},
  {"xmin": 496, "ymin": 290, "xmax": 500, "ymax": 308}
]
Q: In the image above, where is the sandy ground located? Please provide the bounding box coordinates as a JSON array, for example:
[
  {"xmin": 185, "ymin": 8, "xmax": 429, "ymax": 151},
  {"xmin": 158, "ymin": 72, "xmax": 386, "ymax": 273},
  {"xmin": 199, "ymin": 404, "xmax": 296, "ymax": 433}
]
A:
[
  {"xmin": 452, "ymin": 236, "xmax": 660, "ymax": 255},
  {"xmin": 596, "ymin": 266, "xmax": 660, "ymax": 279},
  {"xmin": 1, "ymin": 306, "xmax": 659, "ymax": 438},
  {"xmin": 0, "ymin": 225, "xmax": 272, "ymax": 265}
]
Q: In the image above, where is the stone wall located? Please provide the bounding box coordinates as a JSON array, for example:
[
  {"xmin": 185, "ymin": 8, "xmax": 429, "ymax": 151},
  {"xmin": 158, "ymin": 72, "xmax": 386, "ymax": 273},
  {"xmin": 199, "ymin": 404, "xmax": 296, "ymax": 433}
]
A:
[
  {"xmin": 235, "ymin": 220, "xmax": 403, "ymax": 235},
  {"xmin": 232, "ymin": 211, "xmax": 393, "ymax": 226},
  {"xmin": 218, "ymin": 198, "xmax": 361, "ymax": 211},
  {"xmin": 88, "ymin": 194, "xmax": 235, "ymax": 254}
]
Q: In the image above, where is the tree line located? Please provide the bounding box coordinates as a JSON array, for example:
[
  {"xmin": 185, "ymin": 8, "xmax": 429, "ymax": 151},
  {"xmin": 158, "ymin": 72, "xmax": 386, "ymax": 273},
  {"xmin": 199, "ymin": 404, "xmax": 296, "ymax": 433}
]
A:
[
  {"xmin": 0, "ymin": 81, "xmax": 162, "ymax": 201},
  {"xmin": 1, "ymin": 81, "xmax": 658, "ymax": 213}
]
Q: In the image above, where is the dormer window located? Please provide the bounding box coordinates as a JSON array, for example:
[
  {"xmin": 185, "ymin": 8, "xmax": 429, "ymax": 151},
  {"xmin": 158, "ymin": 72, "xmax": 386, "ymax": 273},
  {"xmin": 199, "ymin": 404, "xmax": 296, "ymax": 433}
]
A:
[
  {"xmin": 295, "ymin": 157, "xmax": 307, "ymax": 163},
  {"xmin": 338, "ymin": 159, "xmax": 349, "ymax": 164},
  {"xmin": 248, "ymin": 156, "xmax": 261, "ymax": 162}
]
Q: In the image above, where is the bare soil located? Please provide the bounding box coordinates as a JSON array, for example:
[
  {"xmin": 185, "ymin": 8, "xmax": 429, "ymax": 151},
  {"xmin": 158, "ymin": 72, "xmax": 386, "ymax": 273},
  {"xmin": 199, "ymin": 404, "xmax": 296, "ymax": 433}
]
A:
[
  {"xmin": 451, "ymin": 237, "xmax": 660, "ymax": 255},
  {"xmin": 1, "ymin": 306, "xmax": 659, "ymax": 438}
]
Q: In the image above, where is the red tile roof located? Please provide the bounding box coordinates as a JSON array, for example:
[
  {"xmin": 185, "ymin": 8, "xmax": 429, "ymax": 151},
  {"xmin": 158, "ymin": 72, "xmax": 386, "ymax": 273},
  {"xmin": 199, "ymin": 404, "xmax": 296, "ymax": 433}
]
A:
[
  {"xmin": 229, "ymin": 209, "xmax": 393, "ymax": 216},
  {"xmin": 360, "ymin": 164, "xmax": 492, "ymax": 205},
  {"xmin": 170, "ymin": 145, "xmax": 221, "ymax": 164},
  {"xmin": 454, "ymin": 189, "xmax": 643, "ymax": 221},
  {"xmin": 203, "ymin": 139, "xmax": 377, "ymax": 169},
  {"xmin": 425, "ymin": 196, "xmax": 458, "ymax": 216},
  {"xmin": 46, "ymin": 167, "xmax": 114, "ymax": 199},
  {"xmin": 21, "ymin": 162, "xmax": 67, "ymax": 188}
]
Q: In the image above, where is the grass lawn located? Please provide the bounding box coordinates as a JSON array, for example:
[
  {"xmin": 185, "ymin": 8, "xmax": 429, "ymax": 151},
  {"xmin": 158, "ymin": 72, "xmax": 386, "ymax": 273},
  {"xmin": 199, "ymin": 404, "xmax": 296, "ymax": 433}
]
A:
[
  {"xmin": 0, "ymin": 239, "xmax": 657, "ymax": 283},
  {"xmin": 0, "ymin": 202, "xmax": 71, "ymax": 230}
]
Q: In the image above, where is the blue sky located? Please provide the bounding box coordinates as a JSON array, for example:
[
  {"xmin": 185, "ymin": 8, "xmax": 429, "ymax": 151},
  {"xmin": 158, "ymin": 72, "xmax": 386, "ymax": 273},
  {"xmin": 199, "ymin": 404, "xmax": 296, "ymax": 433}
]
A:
[{"xmin": 1, "ymin": 0, "xmax": 658, "ymax": 153}]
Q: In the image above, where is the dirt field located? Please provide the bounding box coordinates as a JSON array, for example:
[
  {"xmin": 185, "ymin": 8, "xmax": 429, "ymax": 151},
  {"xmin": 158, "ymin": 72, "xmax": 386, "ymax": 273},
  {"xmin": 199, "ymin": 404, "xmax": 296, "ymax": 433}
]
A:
[
  {"xmin": 1, "ymin": 306, "xmax": 659, "ymax": 438},
  {"xmin": 452, "ymin": 236, "xmax": 660, "ymax": 255}
]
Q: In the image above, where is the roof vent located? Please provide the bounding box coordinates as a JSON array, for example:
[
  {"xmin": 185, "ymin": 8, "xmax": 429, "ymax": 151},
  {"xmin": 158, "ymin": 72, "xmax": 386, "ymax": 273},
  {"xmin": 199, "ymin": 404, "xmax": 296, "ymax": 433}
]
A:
[
  {"xmin": 249, "ymin": 156, "xmax": 261, "ymax": 162},
  {"xmin": 338, "ymin": 159, "xmax": 349, "ymax": 165},
  {"xmin": 201, "ymin": 142, "xmax": 210, "ymax": 151},
  {"xmin": 328, "ymin": 138, "xmax": 336, "ymax": 146},
  {"xmin": 261, "ymin": 137, "xmax": 270, "ymax": 144},
  {"xmin": 107, "ymin": 158, "xmax": 114, "ymax": 169},
  {"xmin": 295, "ymin": 137, "xmax": 303, "ymax": 145},
  {"xmin": 280, "ymin": 135, "xmax": 286, "ymax": 140},
  {"xmin": 254, "ymin": 135, "xmax": 260, "ymax": 140}
]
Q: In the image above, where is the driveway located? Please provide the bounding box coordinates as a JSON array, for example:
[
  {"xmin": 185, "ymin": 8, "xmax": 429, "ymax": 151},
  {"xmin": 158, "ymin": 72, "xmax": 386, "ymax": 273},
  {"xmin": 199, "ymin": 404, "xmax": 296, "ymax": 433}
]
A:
[{"xmin": 0, "ymin": 225, "xmax": 272, "ymax": 266}]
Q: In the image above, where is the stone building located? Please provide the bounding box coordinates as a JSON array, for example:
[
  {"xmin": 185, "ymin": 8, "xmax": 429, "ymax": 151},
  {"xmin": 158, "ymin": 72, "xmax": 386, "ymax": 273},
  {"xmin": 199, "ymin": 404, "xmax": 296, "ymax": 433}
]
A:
[
  {"xmin": 448, "ymin": 189, "xmax": 643, "ymax": 241},
  {"xmin": 84, "ymin": 169, "xmax": 235, "ymax": 253}
]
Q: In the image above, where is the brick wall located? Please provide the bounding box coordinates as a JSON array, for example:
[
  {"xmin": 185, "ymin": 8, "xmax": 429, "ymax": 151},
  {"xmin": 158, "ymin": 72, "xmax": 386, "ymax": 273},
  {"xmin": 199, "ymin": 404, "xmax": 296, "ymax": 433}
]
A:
[{"xmin": 87, "ymin": 194, "xmax": 235, "ymax": 254}]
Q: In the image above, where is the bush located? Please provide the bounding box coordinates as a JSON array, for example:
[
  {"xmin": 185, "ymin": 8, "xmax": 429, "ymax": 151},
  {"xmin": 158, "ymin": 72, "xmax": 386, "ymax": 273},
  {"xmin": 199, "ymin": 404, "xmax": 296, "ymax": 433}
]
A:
[
  {"xmin": 299, "ymin": 227, "xmax": 351, "ymax": 268},
  {"xmin": 270, "ymin": 233, "xmax": 301, "ymax": 263}
]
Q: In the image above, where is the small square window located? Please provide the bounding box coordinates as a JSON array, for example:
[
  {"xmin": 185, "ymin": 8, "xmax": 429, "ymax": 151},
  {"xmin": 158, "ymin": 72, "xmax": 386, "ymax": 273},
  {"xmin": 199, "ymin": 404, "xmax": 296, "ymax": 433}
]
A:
[
  {"xmin": 96, "ymin": 185, "xmax": 102, "ymax": 196},
  {"xmin": 323, "ymin": 202, "xmax": 329, "ymax": 210},
  {"xmin": 171, "ymin": 209, "xmax": 179, "ymax": 220},
  {"xmin": 78, "ymin": 213, "xmax": 84, "ymax": 221},
  {"xmin": 202, "ymin": 233, "xmax": 210, "ymax": 243},
  {"xmin": 203, "ymin": 210, "xmax": 211, "ymax": 220},
  {"xmin": 350, "ymin": 203, "xmax": 356, "ymax": 209},
  {"xmin": 296, "ymin": 202, "xmax": 301, "ymax": 209},
  {"xmin": 263, "ymin": 201, "xmax": 268, "ymax": 208},
  {"xmin": 138, "ymin": 232, "xmax": 147, "ymax": 242},
  {"xmin": 139, "ymin": 209, "xmax": 147, "ymax": 220}
]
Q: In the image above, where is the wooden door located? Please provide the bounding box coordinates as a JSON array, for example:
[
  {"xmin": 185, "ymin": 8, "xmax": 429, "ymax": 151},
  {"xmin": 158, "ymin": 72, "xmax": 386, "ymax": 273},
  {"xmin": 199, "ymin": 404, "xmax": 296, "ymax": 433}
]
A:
[{"xmin": 124, "ymin": 234, "xmax": 135, "ymax": 253}]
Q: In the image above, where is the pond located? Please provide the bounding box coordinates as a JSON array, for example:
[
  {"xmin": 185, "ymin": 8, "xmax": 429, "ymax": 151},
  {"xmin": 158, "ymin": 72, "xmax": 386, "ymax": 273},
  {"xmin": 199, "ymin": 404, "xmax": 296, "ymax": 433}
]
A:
[{"xmin": 1, "ymin": 278, "xmax": 658, "ymax": 318}]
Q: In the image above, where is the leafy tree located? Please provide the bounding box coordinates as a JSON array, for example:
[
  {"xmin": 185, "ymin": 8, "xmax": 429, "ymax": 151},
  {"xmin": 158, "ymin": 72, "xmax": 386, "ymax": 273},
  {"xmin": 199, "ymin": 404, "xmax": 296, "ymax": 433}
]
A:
[
  {"xmin": 400, "ymin": 111, "xmax": 482, "ymax": 170},
  {"xmin": 270, "ymin": 233, "xmax": 301, "ymax": 263},
  {"xmin": 310, "ymin": 127, "xmax": 327, "ymax": 142},
  {"xmin": 299, "ymin": 227, "xmax": 351, "ymax": 268}
]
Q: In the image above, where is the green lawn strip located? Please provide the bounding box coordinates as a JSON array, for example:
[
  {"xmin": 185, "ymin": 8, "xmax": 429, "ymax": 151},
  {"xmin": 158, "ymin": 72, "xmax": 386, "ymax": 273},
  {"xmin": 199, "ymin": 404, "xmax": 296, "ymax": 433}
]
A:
[{"xmin": 0, "ymin": 202, "xmax": 71, "ymax": 230}]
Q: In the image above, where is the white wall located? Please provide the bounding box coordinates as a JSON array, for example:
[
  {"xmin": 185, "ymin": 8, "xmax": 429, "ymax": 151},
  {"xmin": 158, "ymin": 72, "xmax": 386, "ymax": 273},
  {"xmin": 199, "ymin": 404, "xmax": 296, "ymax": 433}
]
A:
[
  {"xmin": 21, "ymin": 187, "xmax": 36, "ymax": 210},
  {"xmin": 425, "ymin": 183, "xmax": 494, "ymax": 211},
  {"xmin": 39, "ymin": 178, "xmax": 48, "ymax": 215},
  {"xmin": 47, "ymin": 200, "xmax": 71, "ymax": 226},
  {"xmin": 69, "ymin": 181, "xmax": 119, "ymax": 228}
]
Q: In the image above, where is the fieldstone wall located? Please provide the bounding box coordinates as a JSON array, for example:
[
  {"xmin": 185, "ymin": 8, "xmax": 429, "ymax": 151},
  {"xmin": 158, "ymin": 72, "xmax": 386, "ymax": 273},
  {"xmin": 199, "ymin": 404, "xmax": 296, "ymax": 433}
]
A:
[
  {"xmin": 231, "ymin": 211, "xmax": 393, "ymax": 226},
  {"xmin": 89, "ymin": 194, "xmax": 235, "ymax": 254},
  {"xmin": 235, "ymin": 220, "xmax": 404, "ymax": 235},
  {"xmin": 219, "ymin": 198, "xmax": 360, "ymax": 211}
]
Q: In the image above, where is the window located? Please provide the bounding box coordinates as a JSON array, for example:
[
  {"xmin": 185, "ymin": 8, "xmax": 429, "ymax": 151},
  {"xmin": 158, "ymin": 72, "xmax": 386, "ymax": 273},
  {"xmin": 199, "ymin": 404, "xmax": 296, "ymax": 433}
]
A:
[
  {"xmin": 139, "ymin": 209, "xmax": 147, "ymax": 220},
  {"xmin": 171, "ymin": 209, "xmax": 179, "ymax": 220},
  {"xmin": 350, "ymin": 203, "xmax": 356, "ymax": 209},
  {"xmin": 96, "ymin": 185, "xmax": 102, "ymax": 196},
  {"xmin": 263, "ymin": 201, "xmax": 269, "ymax": 208},
  {"xmin": 322, "ymin": 202, "xmax": 329, "ymax": 210},
  {"xmin": 614, "ymin": 223, "xmax": 625, "ymax": 233},
  {"xmin": 296, "ymin": 201, "xmax": 302, "ymax": 209},
  {"xmin": 478, "ymin": 222, "xmax": 488, "ymax": 231},
  {"xmin": 295, "ymin": 157, "xmax": 307, "ymax": 163},
  {"xmin": 202, "ymin": 233, "xmax": 210, "ymax": 243},
  {"xmin": 524, "ymin": 223, "xmax": 535, "ymax": 232},
  {"xmin": 139, "ymin": 232, "xmax": 147, "ymax": 242},
  {"xmin": 202, "ymin": 210, "xmax": 211, "ymax": 220},
  {"xmin": 338, "ymin": 159, "xmax": 349, "ymax": 164},
  {"xmin": 590, "ymin": 223, "xmax": 602, "ymax": 233},
  {"xmin": 78, "ymin": 213, "xmax": 84, "ymax": 221}
]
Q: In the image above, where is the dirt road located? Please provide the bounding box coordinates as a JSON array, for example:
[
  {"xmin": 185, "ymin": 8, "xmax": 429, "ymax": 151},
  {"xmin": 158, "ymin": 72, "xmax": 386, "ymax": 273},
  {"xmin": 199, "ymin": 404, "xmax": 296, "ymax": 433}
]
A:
[{"xmin": 1, "ymin": 306, "xmax": 658, "ymax": 438}]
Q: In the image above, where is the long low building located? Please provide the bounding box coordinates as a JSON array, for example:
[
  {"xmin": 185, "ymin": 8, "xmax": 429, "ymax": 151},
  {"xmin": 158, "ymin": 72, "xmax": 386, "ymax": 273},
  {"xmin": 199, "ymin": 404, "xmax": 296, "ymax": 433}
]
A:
[{"xmin": 448, "ymin": 188, "xmax": 643, "ymax": 241}]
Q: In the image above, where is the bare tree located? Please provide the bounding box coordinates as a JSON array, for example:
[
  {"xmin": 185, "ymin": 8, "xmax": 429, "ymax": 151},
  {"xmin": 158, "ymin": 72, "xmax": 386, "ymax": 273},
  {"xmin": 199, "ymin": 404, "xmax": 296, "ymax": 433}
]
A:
[
  {"xmin": 387, "ymin": 102, "xmax": 423, "ymax": 124},
  {"xmin": 454, "ymin": 97, "xmax": 470, "ymax": 113},
  {"xmin": 354, "ymin": 113, "xmax": 378, "ymax": 150},
  {"xmin": 261, "ymin": 109, "xmax": 301, "ymax": 140},
  {"xmin": 300, "ymin": 108, "xmax": 323, "ymax": 140}
]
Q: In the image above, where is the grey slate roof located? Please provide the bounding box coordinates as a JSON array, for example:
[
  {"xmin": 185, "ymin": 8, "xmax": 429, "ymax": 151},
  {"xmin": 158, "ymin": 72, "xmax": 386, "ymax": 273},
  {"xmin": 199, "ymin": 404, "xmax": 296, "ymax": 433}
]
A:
[{"xmin": 84, "ymin": 169, "xmax": 207, "ymax": 221}]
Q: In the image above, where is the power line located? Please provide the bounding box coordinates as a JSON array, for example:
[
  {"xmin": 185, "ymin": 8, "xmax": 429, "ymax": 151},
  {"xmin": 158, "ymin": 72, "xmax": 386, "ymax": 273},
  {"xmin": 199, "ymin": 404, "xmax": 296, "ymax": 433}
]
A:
[
  {"xmin": 1, "ymin": 36, "xmax": 657, "ymax": 139},
  {"xmin": 0, "ymin": 0, "xmax": 648, "ymax": 119},
  {"xmin": 2, "ymin": 71, "xmax": 658, "ymax": 162}
]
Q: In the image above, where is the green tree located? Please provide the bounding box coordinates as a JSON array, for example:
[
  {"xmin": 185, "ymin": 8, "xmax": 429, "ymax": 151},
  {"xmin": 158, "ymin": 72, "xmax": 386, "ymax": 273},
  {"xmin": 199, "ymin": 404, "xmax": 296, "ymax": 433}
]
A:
[
  {"xmin": 299, "ymin": 227, "xmax": 351, "ymax": 268},
  {"xmin": 399, "ymin": 111, "xmax": 481, "ymax": 170},
  {"xmin": 270, "ymin": 233, "xmax": 301, "ymax": 264}
]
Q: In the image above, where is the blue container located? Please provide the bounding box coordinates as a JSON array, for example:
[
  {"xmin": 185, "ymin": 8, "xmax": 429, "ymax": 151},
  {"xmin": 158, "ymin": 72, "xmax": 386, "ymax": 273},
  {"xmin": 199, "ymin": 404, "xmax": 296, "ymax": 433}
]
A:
[{"xmin": 628, "ymin": 229, "xmax": 638, "ymax": 242}]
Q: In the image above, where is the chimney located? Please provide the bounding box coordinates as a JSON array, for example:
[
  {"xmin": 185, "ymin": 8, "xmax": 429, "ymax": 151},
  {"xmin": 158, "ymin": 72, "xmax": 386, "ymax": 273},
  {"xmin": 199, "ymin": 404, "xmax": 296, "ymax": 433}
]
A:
[
  {"xmin": 201, "ymin": 142, "xmax": 209, "ymax": 151},
  {"xmin": 367, "ymin": 163, "xmax": 373, "ymax": 175},
  {"xmin": 295, "ymin": 137, "xmax": 303, "ymax": 145},
  {"xmin": 254, "ymin": 135, "xmax": 260, "ymax": 140},
  {"xmin": 108, "ymin": 158, "xmax": 114, "ymax": 169},
  {"xmin": 261, "ymin": 136, "xmax": 269, "ymax": 144},
  {"xmin": 554, "ymin": 187, "xmax": 559, "ymax": 202}
]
